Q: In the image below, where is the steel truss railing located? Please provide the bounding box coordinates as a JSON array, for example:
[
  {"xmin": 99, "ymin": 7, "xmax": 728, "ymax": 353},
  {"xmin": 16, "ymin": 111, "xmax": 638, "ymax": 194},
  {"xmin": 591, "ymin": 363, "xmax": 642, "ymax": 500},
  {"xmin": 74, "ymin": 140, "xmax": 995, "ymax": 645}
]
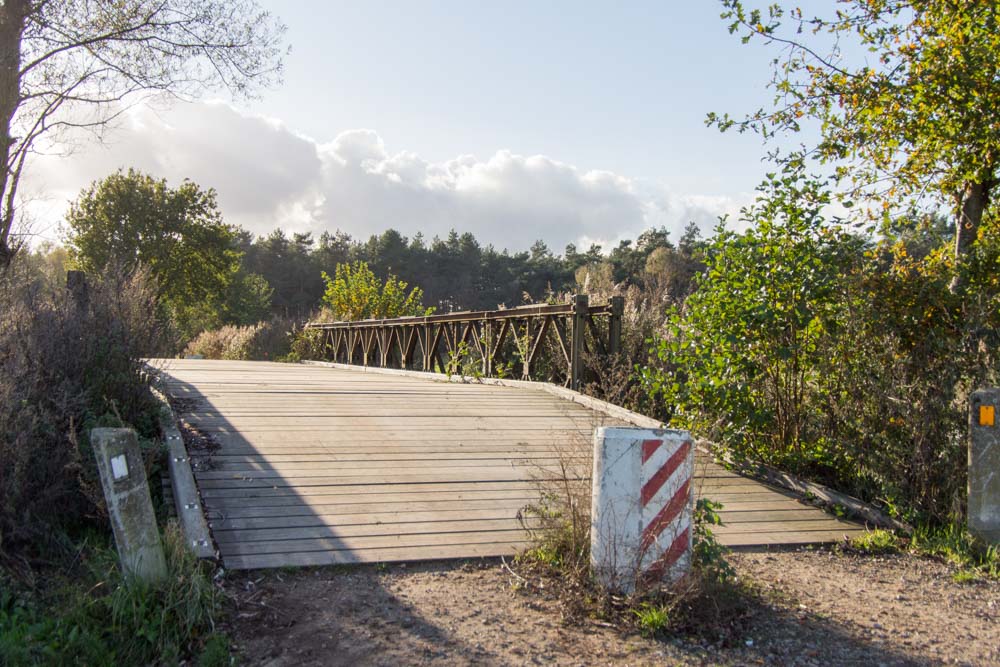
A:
[{"xmin": 305, "ymin": 294, "xmax": 624, "ymax": 389}]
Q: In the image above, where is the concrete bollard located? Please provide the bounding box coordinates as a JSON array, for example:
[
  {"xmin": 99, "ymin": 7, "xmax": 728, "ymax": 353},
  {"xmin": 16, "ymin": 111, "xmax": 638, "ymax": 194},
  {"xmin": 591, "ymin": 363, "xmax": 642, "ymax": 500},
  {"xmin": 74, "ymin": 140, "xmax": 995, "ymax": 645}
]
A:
[
  {"xmin": 590, "ymin": 426, "xmax": 694, "ymax": 592},
  {"xmin": 91, "ymin": 428, "xmax": 168, "ymax": 583},
  {"xmin": 969, "ymin": 389, "xmax": 1000, "ymax": 544}
]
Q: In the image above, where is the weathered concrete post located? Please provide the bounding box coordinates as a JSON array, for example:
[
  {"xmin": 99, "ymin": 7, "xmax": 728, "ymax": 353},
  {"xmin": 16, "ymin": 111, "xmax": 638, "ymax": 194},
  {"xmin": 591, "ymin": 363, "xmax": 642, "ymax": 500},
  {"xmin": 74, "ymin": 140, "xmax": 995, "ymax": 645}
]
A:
[
  {"xmin": 591, "ymin": 426, "xmax": 694, "ymax": 592},
  {"xmin": 969, "ymin": 389, "xmax": 1000, "ymax": 543},
  {"xmin": 91, "ymin": 428, "xmax": 168, "ymax": 583}
]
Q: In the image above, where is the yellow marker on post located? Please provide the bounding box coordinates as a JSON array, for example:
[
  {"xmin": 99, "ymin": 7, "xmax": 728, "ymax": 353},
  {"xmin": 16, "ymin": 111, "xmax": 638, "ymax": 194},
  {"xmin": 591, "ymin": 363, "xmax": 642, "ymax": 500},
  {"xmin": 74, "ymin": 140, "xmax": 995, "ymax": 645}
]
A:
[{"xmin": 980, "ymin": 405, "xmax": 995, "ymax": 427}]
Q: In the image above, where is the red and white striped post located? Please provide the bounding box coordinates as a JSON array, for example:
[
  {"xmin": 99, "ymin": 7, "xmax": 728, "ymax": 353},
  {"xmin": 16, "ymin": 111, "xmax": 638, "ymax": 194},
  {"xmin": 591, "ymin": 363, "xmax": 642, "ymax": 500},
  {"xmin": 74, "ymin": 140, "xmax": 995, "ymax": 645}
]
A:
[{"xmin": 590, "ymin": 427, "xmax": 694, "ymax": 592}]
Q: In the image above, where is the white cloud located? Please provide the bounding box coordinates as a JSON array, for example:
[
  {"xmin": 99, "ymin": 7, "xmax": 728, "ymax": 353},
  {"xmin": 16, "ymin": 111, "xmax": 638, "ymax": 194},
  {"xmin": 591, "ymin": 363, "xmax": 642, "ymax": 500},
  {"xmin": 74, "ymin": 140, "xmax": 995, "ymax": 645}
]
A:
[{"xmin": 21, "ymin": 101, "xmax": 749, "ymax": 251}]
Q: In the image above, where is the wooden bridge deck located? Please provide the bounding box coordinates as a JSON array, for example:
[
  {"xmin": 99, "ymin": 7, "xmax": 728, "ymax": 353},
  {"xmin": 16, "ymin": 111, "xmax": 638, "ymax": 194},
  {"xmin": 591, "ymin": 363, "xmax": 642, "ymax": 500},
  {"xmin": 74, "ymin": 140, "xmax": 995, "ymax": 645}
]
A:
[{"xmin": 152, "ymin": 359, "xmax": 865, "ymax": 570}]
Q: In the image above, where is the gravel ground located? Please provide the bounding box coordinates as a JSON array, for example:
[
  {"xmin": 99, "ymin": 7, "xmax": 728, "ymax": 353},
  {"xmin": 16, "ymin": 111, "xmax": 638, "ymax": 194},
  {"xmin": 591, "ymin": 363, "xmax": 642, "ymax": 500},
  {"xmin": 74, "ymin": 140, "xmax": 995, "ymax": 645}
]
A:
[{"xmin": 222, "ymin": 547, "xmax": 998, "ymax": 666}]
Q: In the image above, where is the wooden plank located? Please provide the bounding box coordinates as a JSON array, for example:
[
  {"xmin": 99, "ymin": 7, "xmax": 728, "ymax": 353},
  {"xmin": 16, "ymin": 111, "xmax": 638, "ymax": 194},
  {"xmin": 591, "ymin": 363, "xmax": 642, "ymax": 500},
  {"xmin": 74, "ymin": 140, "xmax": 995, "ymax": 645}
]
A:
[
  {"xmin": 199, "ymin": 431, "xmax": 596, "ymax": 444},
  {"xmin": 208, "ymin": 451, "xmax": 567, "ymax": 462},
  {"xmin": 712, "ymin": 519, "xmax": 862, "ymax": 534},
  {"xmin": 199, "ymin": 481, "xmax": 542, "ymax": 498},
  {"xmin": 204, "ymin": 491, "xmax": 541, "ymax": 510},
  {"xmin": 224, "ymin": 541, "xmax": 529, "ymax": 569},
  {"xmin": 210, "ymin": 498, "xmax": 537, "ymax": 521},
  {"xmin": 218, "ymin": 528, "xmax": 532, "ymax": 556},
  {"xmin": 194, "ymin": 469, "xmax": 575, "ymax": 486},
  {"xmin": 207, "ymin": 456, "xmax": 587, "ymax": 471},
  {"xmin": 712, "ymin": 509, "xmax": 834, "ymax": 523},
  {"xmin": 204, "ymin": 462, "xmax": 585, "ymax": 477},
  {"xmin": 214, "ymin": 518, "xmax": 536, "ymax": 543},
  {"xmin": 717, "ymin": 529, "xmax": 865, "ymax": 547}
]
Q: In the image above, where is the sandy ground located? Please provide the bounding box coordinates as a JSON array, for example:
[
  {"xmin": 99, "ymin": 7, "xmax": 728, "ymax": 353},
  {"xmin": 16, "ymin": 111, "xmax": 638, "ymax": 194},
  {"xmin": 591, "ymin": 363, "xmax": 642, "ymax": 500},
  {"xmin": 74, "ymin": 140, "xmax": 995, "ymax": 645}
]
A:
[{"xmin": 222, "ymin": 548, "xmax": 999, "ymax": 666}]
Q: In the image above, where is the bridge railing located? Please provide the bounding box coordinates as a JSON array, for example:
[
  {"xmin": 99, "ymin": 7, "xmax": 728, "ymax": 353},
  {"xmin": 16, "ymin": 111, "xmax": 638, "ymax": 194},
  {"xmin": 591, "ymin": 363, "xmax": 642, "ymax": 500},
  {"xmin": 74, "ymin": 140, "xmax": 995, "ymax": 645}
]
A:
[{"xmin": 304, "ymin": 294, "xmax": 624, "ymax": 389}]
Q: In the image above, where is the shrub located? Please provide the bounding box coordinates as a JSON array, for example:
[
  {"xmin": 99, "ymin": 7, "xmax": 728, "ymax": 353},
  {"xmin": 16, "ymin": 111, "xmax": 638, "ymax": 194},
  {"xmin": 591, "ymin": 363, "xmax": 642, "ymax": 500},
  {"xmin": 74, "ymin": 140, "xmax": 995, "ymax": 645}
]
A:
[
  {"xmin": 0, "ymin": 263, "xmax": 170, "ymax": 557},
  {"xmin": 580, "ymin": 284, "xmax": 675, "ymax": 421},
  {"xmin": 647, "ymin": 168, "xmax": 1000, "ymax": 522},
  {"xmin": 320, "ymin": 260, "xmax": 432, "ymax": 320},
  {"xmin": 287, "ymin": 324, "xmax": 325, "ymax": 362},
  {"xmin": 183, "ymin": 318, "xmax": 293, "ymax": 361}
]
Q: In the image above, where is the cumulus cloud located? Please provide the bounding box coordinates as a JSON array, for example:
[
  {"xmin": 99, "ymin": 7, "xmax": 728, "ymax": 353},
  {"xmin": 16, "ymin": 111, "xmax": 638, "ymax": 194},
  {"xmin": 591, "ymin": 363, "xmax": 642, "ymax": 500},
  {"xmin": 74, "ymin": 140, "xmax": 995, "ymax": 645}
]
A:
[{"xmin": 22, "ymin": 101, "xmax": 749, "ymax": 251}]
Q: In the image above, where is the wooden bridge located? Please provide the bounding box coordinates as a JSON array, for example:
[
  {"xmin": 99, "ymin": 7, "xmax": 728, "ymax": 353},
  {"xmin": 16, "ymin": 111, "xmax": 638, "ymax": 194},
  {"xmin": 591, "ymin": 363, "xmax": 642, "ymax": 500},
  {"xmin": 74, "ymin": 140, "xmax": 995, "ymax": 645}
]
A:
[{"xmin": 152, "ymin": 358, "xmax": 866, "ymax": 570}]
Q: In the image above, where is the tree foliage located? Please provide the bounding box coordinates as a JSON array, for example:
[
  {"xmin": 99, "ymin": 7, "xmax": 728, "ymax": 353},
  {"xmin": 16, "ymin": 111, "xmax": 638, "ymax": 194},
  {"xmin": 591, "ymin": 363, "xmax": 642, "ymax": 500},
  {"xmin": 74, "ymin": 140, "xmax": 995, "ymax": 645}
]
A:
[
  {"xmin": 647, "ymin": 167, "xmax": 1000, "ymax": 520},
  {"xmin": 649, "ymin": 171, "xmax": 859, "ymax": 466},
  {"xmin": 229, "ymin": 225, "xmax": 695, "ymax": 319},
  {"xmin": 711, "ymin": 1, "xmax": 1000, "ymax": 273},
  {"xmin": 65, "ymin": 168, "xmax": 243, "ymax": 338},
  {"xmin": 320, "ymin": 261, "xmax": 431, "ymax": 321},
  {"xmin": 0, "ymin": 0, "xmax": 286, "ymax": 265}
]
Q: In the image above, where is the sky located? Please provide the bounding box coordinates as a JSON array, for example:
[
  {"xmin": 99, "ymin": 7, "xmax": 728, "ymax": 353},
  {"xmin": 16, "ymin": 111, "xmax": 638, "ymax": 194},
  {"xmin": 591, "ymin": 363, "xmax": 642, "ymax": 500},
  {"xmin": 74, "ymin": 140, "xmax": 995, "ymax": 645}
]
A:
[{"xmin": 22, "ymin": 1, "xmax": 787, "ymax": 253}]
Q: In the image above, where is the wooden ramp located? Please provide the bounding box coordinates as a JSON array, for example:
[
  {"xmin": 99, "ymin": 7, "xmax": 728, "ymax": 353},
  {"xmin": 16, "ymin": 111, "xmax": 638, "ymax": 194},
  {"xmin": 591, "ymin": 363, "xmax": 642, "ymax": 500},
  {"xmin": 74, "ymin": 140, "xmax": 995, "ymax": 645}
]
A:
[{"xmin": 152, "ymin": 359, "xmax": 865, "ymax": 570}]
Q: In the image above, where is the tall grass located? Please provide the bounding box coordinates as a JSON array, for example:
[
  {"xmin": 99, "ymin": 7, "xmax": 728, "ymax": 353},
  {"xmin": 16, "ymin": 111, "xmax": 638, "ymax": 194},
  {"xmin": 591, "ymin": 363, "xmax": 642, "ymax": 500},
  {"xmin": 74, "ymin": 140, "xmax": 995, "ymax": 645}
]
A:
[{"xmin": 0, "ymin": 523, "xmax": 224, "ymax": 665}]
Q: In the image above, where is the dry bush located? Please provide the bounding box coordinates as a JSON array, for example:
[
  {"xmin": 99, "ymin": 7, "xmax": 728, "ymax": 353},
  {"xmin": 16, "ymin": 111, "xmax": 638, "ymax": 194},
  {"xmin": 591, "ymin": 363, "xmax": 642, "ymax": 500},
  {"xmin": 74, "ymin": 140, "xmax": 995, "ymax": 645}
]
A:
[
  {"xmin": 183, "ymin": 318, "xmax": 294, "ymax": 361},
  {"xmin": 0, "ymin": 263, "xmax": 169, "ymax": 559},
  {"xmin": 513, "ymin": 412, "xmax": 753, "ymax": 640},
  {"xmin": 517, "ymin": 429, "xmax": 595, "ymax": 581},
  {"xmin": 575, "ymin": 284, "xmax": 673, "ymax": 421}
]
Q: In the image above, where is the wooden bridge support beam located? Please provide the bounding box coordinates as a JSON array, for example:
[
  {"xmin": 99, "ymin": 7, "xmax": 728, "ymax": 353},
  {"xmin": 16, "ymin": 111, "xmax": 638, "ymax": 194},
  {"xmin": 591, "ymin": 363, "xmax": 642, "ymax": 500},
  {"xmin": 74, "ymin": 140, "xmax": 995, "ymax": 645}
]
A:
[{"xmin": 571, "ymin": 293, "xmax": 588, "ymax": 390}]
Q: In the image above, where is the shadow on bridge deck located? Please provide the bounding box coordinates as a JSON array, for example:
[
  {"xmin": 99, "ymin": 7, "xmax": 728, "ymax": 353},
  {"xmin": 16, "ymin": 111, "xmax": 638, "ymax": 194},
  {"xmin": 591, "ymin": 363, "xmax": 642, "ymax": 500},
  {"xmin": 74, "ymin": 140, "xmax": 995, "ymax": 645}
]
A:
[{"xmin": 151, "ymin": 359, "xmax": 865, "ymax": 570}]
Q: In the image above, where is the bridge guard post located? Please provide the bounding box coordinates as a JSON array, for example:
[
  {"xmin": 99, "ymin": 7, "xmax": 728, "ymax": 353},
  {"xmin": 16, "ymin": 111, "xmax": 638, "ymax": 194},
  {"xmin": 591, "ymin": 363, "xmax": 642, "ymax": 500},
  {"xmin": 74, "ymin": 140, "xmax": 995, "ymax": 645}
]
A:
[
  {"xmin": 590, "ymin": 427, "xmax": 693, "ymax": 593},
  {"xmin": 970, "ymin": 389, "xmax": 1000, "ymax": 543},
  {"xmin": 483, "ymin": 319, "xmax": 492, "ymax": 377},
  {"xmin": 609, "ymin": 295, "xmax": 624, "ymax": 356},
  {"xmin": 570, "ymin": 294, "xmax": 588, "ymax": 390}
]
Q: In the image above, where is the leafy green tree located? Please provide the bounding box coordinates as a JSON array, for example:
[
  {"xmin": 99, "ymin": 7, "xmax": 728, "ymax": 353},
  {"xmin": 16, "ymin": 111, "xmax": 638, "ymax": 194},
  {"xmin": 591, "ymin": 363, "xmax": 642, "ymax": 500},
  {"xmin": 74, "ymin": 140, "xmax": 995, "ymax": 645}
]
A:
[
  {"xmin": 0, "ymin": 0, "xmax": 286, "ymax": 266},
  {"xmin": 224, "ymin": 272, "xmax": 274, "ymax": 325},
  {"xmin": 320, "ymin": 260, "xmax": 431, "ymax": 321},
  {"xmin": 712, "ymin": 1, "xmax": 1000, "ymax": 278},
  {"xmin": 647, "ymin": 171, "xmax": 860, "ymax": 467},
  {"xmin": 65, "ymin": 169, "xmax": 241, "ymax": 338}
]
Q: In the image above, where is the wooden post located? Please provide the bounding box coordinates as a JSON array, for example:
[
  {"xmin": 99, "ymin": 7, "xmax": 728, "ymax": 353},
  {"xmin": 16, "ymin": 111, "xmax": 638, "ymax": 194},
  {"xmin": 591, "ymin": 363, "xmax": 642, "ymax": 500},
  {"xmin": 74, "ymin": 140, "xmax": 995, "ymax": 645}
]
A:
[
  {"xmin": 522, "ymin": 318, "xmax": 533, "ymax": 379},
  {"xmin": 483, "ymin": 320, "xmax": 492, "ymax": 377},
  {"xmin": 423, "ymin": 324, "xmax": 433, "ymax": 372},
  {"xmin": 570, "ymin": 293, "xmax": 588, "ymax": 390},
  {"xmin": 66, "ymin": 270, "xmax": 89, "ymax": 312},
  {"xmin": 609, "ymin": 295, "xmax": 624, "ymax": 356}
]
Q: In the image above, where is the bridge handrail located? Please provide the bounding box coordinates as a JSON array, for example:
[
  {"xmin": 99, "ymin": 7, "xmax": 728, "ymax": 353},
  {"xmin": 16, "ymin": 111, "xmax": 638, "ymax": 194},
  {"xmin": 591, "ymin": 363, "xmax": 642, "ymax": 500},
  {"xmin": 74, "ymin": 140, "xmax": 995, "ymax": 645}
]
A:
[
  {"xmin": 303, "ymin": 294, "xmax": 623, "ymax": 389},
  {"xmin": 304, "ymin": 299, "xmax": 618, "ymax": 329}
]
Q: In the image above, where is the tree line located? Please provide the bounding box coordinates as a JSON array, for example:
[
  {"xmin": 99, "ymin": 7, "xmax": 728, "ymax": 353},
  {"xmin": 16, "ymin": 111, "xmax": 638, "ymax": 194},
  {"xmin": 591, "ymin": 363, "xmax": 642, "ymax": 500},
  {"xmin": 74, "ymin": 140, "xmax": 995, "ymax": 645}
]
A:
[{"xmin": 54, "ymin": 167, "xmax": 707, "ymax": 341}]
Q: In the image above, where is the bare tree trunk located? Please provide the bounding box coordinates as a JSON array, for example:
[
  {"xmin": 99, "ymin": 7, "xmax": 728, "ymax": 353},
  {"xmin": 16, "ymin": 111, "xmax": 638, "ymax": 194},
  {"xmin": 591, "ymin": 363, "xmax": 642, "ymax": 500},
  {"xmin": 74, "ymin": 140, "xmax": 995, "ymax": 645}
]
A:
[
  {"xmin": 0, "ymin": 0, "xmax": 27, "ymax": 268},
  {"xmin": 951, "ymin": 177, "xmax": 997, "ymax": 293}
]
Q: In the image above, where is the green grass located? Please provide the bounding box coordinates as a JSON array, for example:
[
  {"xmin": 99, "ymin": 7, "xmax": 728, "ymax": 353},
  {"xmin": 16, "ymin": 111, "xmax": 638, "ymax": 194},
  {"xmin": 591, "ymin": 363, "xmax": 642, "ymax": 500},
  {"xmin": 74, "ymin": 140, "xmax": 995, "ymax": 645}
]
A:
[
  {"xmin": 850, "ymin": 524, "xmax": 998, "ymax": 581},
  {"xmin": 909, "ymin": 523, "xmax": 999, "ymax": 579},
  {"xmin": 951, "ymin": 570, "xmax": 979, "ymax": 584},
  {"xmin": 0, "ymin": 522, "xmax": 228, "ymax": 666},
  {"xmin": 519, "ymin": 545, "xmax": 563, "ymax": 568},
  {"xmin": 197, "ymin": 633, "xmax": 233, "ymax": 667},
  {"xmin": 633, "ymin": 603, "xmax": 671, "ymax": 636},
  {"xmin": 850, "ymin": 529, "xmax": 900, "ymax": 554}
]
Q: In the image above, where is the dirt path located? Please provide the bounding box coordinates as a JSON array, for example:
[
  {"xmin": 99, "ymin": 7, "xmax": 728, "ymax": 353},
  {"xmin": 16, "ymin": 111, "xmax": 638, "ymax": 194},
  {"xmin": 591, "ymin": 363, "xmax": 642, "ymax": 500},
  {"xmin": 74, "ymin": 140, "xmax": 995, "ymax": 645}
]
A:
[{"xmin": 223, "ymin": 548, "xmax": 998, "ymax": 666}]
